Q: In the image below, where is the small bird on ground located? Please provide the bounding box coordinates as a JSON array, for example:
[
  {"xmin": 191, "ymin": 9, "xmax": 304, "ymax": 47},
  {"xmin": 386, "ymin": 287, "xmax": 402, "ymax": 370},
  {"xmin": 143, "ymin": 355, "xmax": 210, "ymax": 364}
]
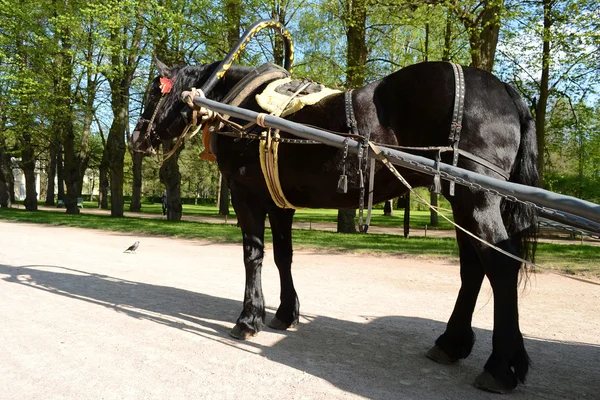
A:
[{"xmin": 124, "ymin": 241, "xmax": 140, "ymax": 254}]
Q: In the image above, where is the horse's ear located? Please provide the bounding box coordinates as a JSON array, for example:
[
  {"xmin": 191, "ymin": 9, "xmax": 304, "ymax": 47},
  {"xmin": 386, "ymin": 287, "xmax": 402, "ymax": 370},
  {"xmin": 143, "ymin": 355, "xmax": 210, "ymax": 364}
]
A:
[{"xmin": 154, "ymin": 57, "xmax": 171, "ymax": 77}]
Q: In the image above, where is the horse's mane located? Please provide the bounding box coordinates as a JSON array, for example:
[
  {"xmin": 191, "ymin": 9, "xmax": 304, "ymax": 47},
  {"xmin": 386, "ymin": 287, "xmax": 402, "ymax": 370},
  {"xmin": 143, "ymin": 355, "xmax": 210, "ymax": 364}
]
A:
[
  {"xmin": 161, "ymin": 61, "xmax": 254, "ymax": 117},
  {"xmin": 161, "ymin": 62, "xmax": 220, "ymax": 116}
]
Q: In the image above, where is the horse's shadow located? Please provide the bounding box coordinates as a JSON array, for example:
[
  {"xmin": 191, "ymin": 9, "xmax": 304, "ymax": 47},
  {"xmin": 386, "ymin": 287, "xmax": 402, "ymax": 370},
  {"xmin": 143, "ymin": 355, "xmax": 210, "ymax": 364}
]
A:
[{"xmin": 1, "ymin": 263, "xmax": 598, "ymax": 399}]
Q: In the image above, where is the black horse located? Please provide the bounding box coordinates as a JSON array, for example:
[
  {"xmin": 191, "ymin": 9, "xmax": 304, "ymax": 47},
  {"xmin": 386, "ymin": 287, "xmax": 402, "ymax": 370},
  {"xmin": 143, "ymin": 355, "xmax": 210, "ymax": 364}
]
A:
[{"xmin": 132, "ymin": 59, "xmax": 538, "ymax": 393}]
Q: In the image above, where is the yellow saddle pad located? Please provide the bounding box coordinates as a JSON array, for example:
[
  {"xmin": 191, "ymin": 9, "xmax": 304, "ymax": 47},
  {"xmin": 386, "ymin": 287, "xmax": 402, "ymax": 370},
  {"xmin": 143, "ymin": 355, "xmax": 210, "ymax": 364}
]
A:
[{"xmin": 255, "ymin": 78, "xmax": 341, "ymax": 117}]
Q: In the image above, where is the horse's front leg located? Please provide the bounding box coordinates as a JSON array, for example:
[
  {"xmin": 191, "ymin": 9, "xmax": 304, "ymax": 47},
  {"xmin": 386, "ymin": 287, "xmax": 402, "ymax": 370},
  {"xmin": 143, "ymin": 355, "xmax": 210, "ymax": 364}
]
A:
[
  {"xmin": 266, "ymin": 207, "xmax": 299, "ymax": 331},
  {"xmin": 229, "ymin": 193, "xmax": 267, "ymax": 340}
]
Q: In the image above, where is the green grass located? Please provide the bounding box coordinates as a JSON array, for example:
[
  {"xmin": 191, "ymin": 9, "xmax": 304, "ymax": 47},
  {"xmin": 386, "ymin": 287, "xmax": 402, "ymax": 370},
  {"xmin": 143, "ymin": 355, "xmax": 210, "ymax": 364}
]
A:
[
  {"xmin": 81, "ymin": 201, "xmax": 454, "ymax": 230},
  {"xmin": 1, "ymin": 207, "xmax": 598, "ymax": 279}
]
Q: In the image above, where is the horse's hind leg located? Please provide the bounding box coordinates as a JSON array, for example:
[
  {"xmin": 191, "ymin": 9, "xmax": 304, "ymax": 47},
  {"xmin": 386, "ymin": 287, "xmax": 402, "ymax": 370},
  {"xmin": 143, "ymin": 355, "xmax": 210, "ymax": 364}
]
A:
[
  {"xmin": 475, "ymin": 242, "xmax": 529, "ymax": 393},
  {"xmin": 427, "ymin": 229, "xmax": 485, "ymax": 364},
  {"xmin": 429, "ymin": 192, "xmax": 529, "ymax": 393},
  {"xmin": 229, "ymin": 191, "xmax": 267, "ymax": 340},
  {"xmin": 267, "ymin": 207, "xmax": 300, "ymax": 330}
]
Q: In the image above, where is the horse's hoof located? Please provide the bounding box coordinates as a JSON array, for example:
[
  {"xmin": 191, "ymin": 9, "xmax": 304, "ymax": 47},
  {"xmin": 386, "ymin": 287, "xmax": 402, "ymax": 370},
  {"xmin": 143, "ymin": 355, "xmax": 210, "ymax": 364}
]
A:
[
  {"xmin": 426, "ymin": 345, "xmax": 459, "ymax": 365},
  {"xmin": 229, "ymin": 324, "xmax": 257, "ymax": 340},
  {"xmin": 473, "ymin": 370, "xmax": 515, "ymax": 394},
  {"xmin": 268, "ymin": 316, "xmax": 298, "ymax": 331}
]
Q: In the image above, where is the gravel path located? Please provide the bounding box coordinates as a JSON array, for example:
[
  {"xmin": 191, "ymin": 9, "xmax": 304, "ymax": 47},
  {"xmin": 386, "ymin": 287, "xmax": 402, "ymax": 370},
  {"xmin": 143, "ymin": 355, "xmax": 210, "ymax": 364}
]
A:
[{"xmin": 0, "ymin": 220, "xmax": 598, "ymax": 399}]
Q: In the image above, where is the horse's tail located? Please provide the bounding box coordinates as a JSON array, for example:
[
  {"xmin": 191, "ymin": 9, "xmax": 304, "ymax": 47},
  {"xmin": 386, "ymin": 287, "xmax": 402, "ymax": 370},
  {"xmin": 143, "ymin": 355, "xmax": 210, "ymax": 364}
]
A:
[{"xmin": 501, "ymin": 83, "xmax": 539, "ymax": 265}]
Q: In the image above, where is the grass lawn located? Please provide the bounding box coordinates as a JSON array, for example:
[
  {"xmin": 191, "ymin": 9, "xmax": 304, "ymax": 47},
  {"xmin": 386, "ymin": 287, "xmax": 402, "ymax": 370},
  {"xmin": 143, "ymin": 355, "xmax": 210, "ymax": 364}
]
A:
[
  {"xmin": 77, "ymin": 201, "xmax": 455, "ymax": 230},
  {"xmin": 2, "ymin": 207, "xmax": 599, "ymax": 280}
]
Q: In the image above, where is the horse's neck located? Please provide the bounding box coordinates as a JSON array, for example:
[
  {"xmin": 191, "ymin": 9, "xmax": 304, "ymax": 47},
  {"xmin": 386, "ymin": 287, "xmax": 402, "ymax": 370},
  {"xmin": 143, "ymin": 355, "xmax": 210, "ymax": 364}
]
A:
[{"xmin": 215, "ymin": 65, "xmax": 254, "ymax": 98}]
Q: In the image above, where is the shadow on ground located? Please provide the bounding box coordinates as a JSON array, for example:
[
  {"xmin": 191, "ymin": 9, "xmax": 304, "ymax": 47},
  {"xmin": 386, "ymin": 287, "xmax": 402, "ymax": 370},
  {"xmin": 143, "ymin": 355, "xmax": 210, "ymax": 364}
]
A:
[{"xmin": 1, "ymin": 263, "xmax": 598, "ymax": 399}]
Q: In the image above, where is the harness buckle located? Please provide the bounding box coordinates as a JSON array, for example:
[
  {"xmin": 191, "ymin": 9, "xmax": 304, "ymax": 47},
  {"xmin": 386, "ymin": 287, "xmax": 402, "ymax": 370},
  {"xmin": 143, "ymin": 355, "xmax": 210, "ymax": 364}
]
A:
[{"xmin": 337, "ymin": 138, "xmax": 350, "ymax": 194}]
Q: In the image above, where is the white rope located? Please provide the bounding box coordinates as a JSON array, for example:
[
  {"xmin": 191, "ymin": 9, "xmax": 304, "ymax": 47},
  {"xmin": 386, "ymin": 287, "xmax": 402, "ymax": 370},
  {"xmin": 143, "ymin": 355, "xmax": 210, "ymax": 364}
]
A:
[{"xmin": 367, "ymin": 142, "xmax": 541, "ymax": 271}]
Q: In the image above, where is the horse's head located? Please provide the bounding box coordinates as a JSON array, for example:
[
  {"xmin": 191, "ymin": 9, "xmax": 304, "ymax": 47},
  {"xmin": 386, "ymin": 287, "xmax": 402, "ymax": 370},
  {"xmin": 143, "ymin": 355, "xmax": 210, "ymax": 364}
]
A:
[{"xmin": 131, "ymin": 58, "xmax": 217, "ymax": 154}]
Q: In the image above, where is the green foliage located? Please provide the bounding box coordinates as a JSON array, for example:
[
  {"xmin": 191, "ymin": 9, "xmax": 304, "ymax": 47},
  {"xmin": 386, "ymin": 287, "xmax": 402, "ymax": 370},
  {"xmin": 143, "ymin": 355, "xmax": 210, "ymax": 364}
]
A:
[
  {"xmin": 1, "ymin": 0, "xmax": 599, "ymax": 217},
  {"xmin": 544, "ymin": 99, "xmax": 600, "ymax": 200}
]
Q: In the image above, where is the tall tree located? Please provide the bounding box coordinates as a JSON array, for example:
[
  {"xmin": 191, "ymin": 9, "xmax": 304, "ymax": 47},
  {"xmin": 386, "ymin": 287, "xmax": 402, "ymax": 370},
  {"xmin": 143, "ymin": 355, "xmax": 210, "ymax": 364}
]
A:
[
  {"xmin": 51, "ymin": 0, "xmax": 79, "ymax": 214},
  {"xmin": 534, "ymin": 0, "xmax": 552, "ymax": 187},
  {"xmin": 45, "ymin": 142, "xmax": 57, "ymax": 205},
  {"xmin": 497, "ymin": 0, "xmax": 600, "ymax": 187},
  {"xmin": 337, "ymin": 0, "xmax": 368, "ymax": 233},
  {"xmin": 100, "ymin": 0, "xmax": 145, "ymax": 217},
  {"xmin": 75, "ymin": 11, "xmax": 104, "ymax": 205},
  {"xmin": 215, "ymin": 0, "xmax": 243, "ymax": 216}
]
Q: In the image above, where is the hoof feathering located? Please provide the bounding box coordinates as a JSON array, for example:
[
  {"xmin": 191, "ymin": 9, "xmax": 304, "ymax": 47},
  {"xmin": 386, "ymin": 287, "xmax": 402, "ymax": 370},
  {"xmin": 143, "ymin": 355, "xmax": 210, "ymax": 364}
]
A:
[
  {"xmin": 229, "ymin": 325, "xmax": 257, "ymax": 340},
  {"xmin": 474, "ymin": 370, "xmax": 515, "ymax": 394},
  {"xmin": 426, "ymin": 345, "xmax": 459, "ymax": 365}
]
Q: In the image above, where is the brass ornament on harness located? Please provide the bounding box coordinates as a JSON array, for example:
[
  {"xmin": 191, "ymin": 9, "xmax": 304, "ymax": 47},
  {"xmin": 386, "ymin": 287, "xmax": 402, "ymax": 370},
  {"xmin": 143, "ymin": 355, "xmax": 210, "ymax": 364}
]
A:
[{"xmin": 255, "ymin": 80, "xmax": 313, "ymax": 209}]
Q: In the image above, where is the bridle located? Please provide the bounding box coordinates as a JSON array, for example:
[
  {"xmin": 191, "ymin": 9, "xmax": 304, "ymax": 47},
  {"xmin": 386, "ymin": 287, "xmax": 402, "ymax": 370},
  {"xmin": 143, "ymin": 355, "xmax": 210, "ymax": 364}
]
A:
[{"xmin": 135, "ymin": 76, "xmax": 175, "ymax": 155}]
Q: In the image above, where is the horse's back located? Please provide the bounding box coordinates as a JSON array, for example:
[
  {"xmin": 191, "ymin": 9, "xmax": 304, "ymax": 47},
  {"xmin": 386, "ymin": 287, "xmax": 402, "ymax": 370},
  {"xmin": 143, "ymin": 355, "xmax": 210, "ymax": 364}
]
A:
[{"xmin": 374, "ymin": 62, "xmax": 522, "ymax": 168}]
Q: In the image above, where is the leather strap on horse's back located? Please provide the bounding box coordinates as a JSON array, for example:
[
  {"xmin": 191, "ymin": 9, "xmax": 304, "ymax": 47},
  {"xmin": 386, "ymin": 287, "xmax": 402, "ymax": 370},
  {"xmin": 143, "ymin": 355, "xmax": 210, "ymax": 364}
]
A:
[
  {"xmin": 344, "ymin": 89, "xmax": 374, "ymax": 232},
  {"xmin": 448, "ymin": 63, "xmax": 465, "ymax": 196}
]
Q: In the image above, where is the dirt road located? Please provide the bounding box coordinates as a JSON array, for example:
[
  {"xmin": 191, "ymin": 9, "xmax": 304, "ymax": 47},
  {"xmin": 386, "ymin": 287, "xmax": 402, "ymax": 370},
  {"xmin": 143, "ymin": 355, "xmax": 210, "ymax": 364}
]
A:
[{"xmin": 0, "ymin": 221, "xmax": 598, "ymax": 399}]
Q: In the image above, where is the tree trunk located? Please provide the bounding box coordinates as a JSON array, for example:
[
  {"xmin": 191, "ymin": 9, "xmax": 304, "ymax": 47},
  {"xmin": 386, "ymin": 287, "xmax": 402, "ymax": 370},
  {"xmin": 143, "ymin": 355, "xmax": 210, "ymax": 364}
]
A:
[
  {"xmin": 54, "ymin": 23, "xmax": 79, "ymax": 214},
  {"xmin": 0, "ymin": 158, "xmax": 10, "ymax": 208},
  {"xmin": 57, "ymin": 145, "xmax": 65, "ymax": 203},
  {"xmin": 442, "ymin": 9, "xmax": 452, "ymax": 62},
  {"xmin": 130, "ymin": 151, "xmax": 143, "ymax": 211},
  {"xmin": 430, "ymin": 193, "xmax": 439, "ymax": 226},
  {"xmin": 21, "ymin": 143, "xmax": 38, "ymax": 211},
  {"xmin": 462, "ymin": 1, "xmax": 504, "ymax": 71},
  {"xmin": 337, "ymin": 209, "xmax": 356, "ymax": 233},
  {"xmin": 345, "ymin": 0, "xmax": 367, "ymax": 88},
  {"xmin": 0, "ymin": 137, "xmax": 13, "ymax": 208},
  {"xmin": 159, "ymin": 139, "xmax": 183, "ymax": 221},
  {"xmin": 225, "ymin": 0, "xmax": 242, "ymax": 49},
  {"xmin": 218, "ymin": 174, "xmax": 230, "ymax": 215},
  {"xmin": 535, "ymin": 0, "xmax": 552, "ymax": 188},
  {"xmin": 45, "ymin": 143, "xmax": 57, "ymax": 205},
  {"xmin": 0, "ymin": 176, "xmax": 9, "ymax": 207},
  {"xmin": 270, "ymin": 3, "xmax": 286, "ymax": 66},
  {"xmin": 103, "ymin": 7, "xmax": 143, "ymax": 217},
  {"xmin": 76, "ymin": 21, "xmax": 96, "ymax": 197},
  {"xmin": 106, "ymin": 110, "xmax": 126, "ymax": 217},
  {"xmin": 383, "ymin": 199, "xmax": 393, "ymax": 216},
  {"xmin": 338, "ymin": 0, "xmax": 367, "ymax": 234},
  {"xmin": 76, "ymin": 112, "xmax": 92, "ymax": 198},
  {"xmin": 98, "ymin": 149, "xmax": 109, "ymax": 209},
  {"xmin": 403, "ymin": 194, "xmax": 410, "ymax": 238},
  {"xmin": 63, "ymin": 120, "xmax": 80, "ymax": 214},
  {"xmin": 216, "ymin": 0, "xmax": 241, "ymax": 214}
]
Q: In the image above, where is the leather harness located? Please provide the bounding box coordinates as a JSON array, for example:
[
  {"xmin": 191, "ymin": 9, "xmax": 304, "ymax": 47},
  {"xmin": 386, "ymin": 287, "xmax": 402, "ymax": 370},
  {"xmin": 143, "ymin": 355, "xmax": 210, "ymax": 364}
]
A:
[
  {"xmin": 448, "ymin": 63, "xmax": 465, "ymax": 196},
  {"xmin": 192, "ymin": 62, "xmax": 510, "ymax": 214}
]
